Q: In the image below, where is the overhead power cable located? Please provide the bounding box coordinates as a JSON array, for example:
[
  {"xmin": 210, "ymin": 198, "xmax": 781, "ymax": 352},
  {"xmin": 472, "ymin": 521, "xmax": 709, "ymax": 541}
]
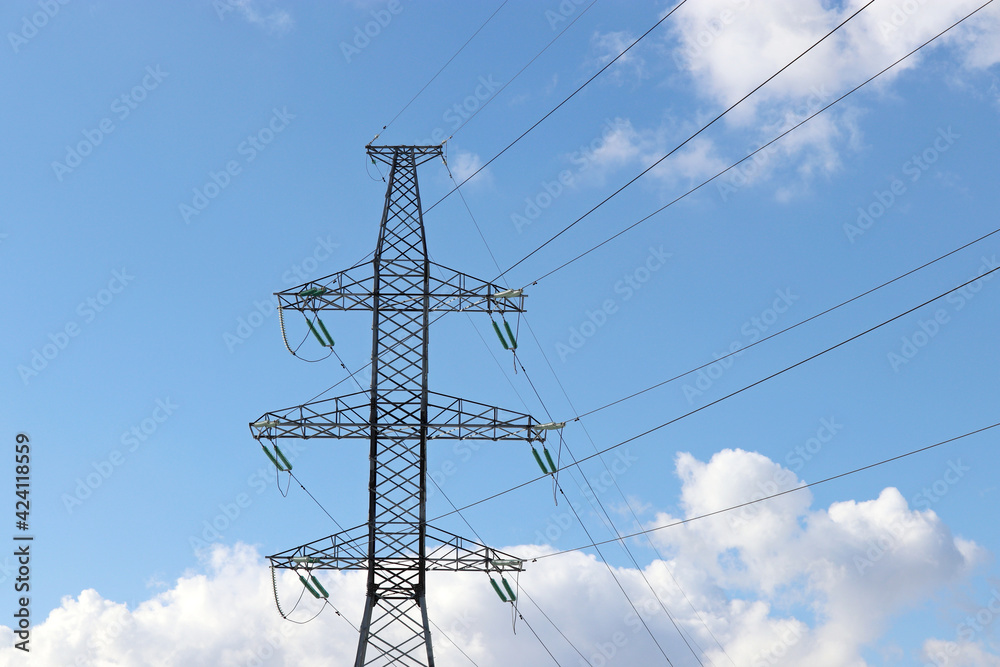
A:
[
  {"xmin": 440, "ymin": 0, "xmax": 600, "ymax": 143},
  {"xmin": 519, "ymin": 0, "xmax": 998, "ymax": 287},
  {"xmin": 430, "ymin": 264, "xmax": 1000, "ymax": 521},
  {"xmin": 572, "ymin": 224, "xmax": 1000, "ymax": 423},
  {"xmin": 495, "ymin": 0, "xmax": 875, "ymax": 280},
  {"xmin": 508, "ymin": 351, "xmax": 692, "ymax": 665},
  {"xmin": 519, "ymin": 317, "xmax": 734, "ymax": 666},
  {"xmin": 429, "ymin": 475, "xmax": 594, "ymax": 664},
  {"xmin": 374, "ymin": 0, "xmax": 510, "ymax": 140},
  {"xmin": 301, "ymin": 0, "xmax": 995, "ymax": 427},
  {"xmin": 424, "ymin": 0, "xmax": 691, "ymax": 215},
  {"xmin": 443, "ymin": 166, "xmax": 699, "ymax": 664},
  {"xmin": 535, "ymin": 421, "xmax": 1000, "ymax": 559}
]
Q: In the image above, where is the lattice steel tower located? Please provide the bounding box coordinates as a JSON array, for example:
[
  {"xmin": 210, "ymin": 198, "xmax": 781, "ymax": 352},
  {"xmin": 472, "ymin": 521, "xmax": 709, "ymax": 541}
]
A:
[{"xmin": 250, "ymin": 145, "xmax": 545, "ymax": 666}]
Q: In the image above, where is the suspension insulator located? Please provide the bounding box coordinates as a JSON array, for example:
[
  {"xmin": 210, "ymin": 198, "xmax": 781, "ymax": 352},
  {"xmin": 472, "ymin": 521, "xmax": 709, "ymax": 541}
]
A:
[
  {"xmin": 306, "ymin": 318, "xmax": 326, "ymax": 346},
  {"xmin": 531, "ymin": 447, "xmax": 548, "ymax": 474},
  {"xmin": 275, "ymin": 445, "xmax": 293, "ymax": 471},
  {"xmin": 502, "ymin": 578, "xmax": 517, "ymax": 602},
  {"xmin": 261, "ymin": 445, "xmax": 285, "ymax": 471},
  {"xmin": 491, "ymin": 321, "xmax": 509, "ymax": 350},
  {"xmin": 543, "ymin": 447, "xmax": 557, "ymax": 474},
  {"xmin": 317, "ymin": 318, "xmax": 335, "ymax": 347},
  {"xmin": 299, "ymin": 575, "xmax": 321, "ymax": 599},
  {"xmin": 310, "ymin": 575, "xmax": 330, "ymax": 598},
  {"xmin": 489, "ymin": 578, "xmax": 508, "ymax": 602},
  {"xmin": 503, "ymin": 320, "xmax": 518, "ymax": 350}
]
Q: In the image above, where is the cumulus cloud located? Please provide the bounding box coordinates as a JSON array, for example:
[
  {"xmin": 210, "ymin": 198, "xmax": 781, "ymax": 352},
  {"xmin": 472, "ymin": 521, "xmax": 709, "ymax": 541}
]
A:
[
  {"xmin": 562, "ymin": 117, "xmax": 728, "ymax": 190},
  {"xmin": 921, "ymin": 639, "xmax": 1000, "ymax": 667},
  {"xmin": 670, "ymin": 0, "xmax": 1000, "ymax": 113},
  {"xmin": 447, "ymin": 148, "xmax": 493, "ymax": 188},
  {"xmin": 1, "ymin": 449, "xmax": 994, "ymax": 665},
  {"xmin": 225, "ymin": 0, "xmax": 294, "ymax": 36},
  {"xmin": 646, "ymin": 448, "xmax": 989, "ymax": 665},
  {"xmin": 581, "ymin": 2, "xmax": 999, "ymax": 200},
  {"xmin": 590, "ymin": 30, "xmax": 647, "ymax": 86}
]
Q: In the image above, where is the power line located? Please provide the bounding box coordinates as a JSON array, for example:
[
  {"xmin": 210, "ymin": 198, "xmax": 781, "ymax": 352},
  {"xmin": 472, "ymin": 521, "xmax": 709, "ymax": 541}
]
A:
[
  {"xmin": 428, "ymin": 474, "xmax": 594, "ymax": 665},
  {"xmin": 520, "ymin": 0, "xmax": 998, "ymax": 287},
  {"xmin": 496, "ymin": 0, "xmax": 876, "ymax": 281},
  {"xmin": 440, "ymin": 0, "xmax": 601, "ymax": 143},
  {"xmin": 373, "ymin": 0, "xmax": 511, "ymax": 141},
  {"xmin": 445, "ymin": 170, "xmax": 696, "ymax": 664},
  {"xmin": 424, "ymin": 0, "xmax": 690, "ymax": 216},
  {"xmin": 557, "ymin": 485, "xmax": 677, "ymax": 665},
  {"xmin": 571, "ymin": 224, "xmax": 1000, "ymax": 422},
  {"xmin": 510, "ymin": 346, "xmax": 702, "ymax": 665},
  {"xmin": 288, "ymin": 471, "xmax": 345, "ymax": 532},
  {"xmin": 519, "ymin": 317, "xmax": 734, "ymax": 667},
  {"xmin": 431, "ymin": 264, "xmax": 1000, "ymax": 521},
  {"xmin": 429, "ymin": 617, "xmax": 482, "ymax": 667},
  {"xmin": 300, "ymin": 0, "xmax": 996, "ymax": 413},
  {"xmin": 294, "ymin": 0, "xmax": 995, "ymax": 412},
  {"xmin": 535, "ymin": 421, "xmax": 1000, "ymax": 559}
]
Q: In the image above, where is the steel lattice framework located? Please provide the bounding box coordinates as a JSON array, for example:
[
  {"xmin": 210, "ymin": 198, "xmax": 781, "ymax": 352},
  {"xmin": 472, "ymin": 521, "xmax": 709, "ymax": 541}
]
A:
[{"xmin": 251, "ymin": 145, "xmax": 545, "ymax": 666}]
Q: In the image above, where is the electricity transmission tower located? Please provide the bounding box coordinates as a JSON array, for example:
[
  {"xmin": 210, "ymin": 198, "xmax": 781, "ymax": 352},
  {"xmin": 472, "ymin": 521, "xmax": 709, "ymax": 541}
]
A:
[{"xmin": 251, "ymin": 145, "xmax": 547, "ymax": 666}]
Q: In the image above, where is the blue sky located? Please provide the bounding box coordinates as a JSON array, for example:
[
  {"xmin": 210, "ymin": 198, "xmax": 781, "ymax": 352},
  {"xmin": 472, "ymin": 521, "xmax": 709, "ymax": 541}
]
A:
[{"xmin": 1, "ymin": 0, "xmax": 999, "ymax": 664}]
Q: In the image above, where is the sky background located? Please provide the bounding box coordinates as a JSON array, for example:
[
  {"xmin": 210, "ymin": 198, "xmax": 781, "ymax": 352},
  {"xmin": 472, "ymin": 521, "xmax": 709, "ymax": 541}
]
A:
[{"xmin": 1, "ymin": 0, "xmax": 999, "ymax": 665}]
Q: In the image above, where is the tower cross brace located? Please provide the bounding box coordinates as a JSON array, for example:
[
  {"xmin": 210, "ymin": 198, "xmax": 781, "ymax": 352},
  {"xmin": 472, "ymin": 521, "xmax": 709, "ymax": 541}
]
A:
[{"xmin": 251, "ymin": 145, "xmax": 545, "ymax": 666}]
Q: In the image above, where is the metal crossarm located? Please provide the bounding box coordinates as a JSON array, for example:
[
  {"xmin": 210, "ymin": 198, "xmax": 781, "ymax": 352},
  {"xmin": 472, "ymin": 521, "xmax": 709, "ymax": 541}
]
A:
[
  {"xmin": 253, "ymin": 145, "xmax": 538, "ymax": 666},
  {"xmin": 251, "ymin": 391, "xmax": 546, "ymax": 442},
  {"xmin": 270, "ymin": 524, "xmax": 525, "ymax": 573},
  {"xmin": 276, "ymin": 260, "xmax": 526, "ymax": 314}
]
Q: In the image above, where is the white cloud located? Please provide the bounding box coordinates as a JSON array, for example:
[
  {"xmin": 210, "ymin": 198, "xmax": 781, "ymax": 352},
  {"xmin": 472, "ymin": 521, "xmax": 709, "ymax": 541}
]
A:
[
  {"xmin": 227, "ymin": 0, "xmax": 294, "ymax": 36},
  {"xmin": 922, "ymin": 639, "xmax": 1000, "ymax": 667},
  {"xmin": 580, "ymin": 0, "xmax": 1000, "ymax": 199},
  {"xmin": 1, "ymin": 449, "xmax": 994, "ymax": 666},
  {"xmin": 671, "ymin": 0, "xmax": 999, "ymax": 114},
  {"xmin": 447, "ymin": 149, "xmax": 493, "ymax": 188},
  {"xmin": 564, "ymin": 117, "xmax": 731, "ymax": 190},
  {"xmin": 645, "ymin": 448, "xmax": 990, "ymax": 665},
  {"xmin": 590, "ymin": 30, "xmax": 647, "ymax": 86}
]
